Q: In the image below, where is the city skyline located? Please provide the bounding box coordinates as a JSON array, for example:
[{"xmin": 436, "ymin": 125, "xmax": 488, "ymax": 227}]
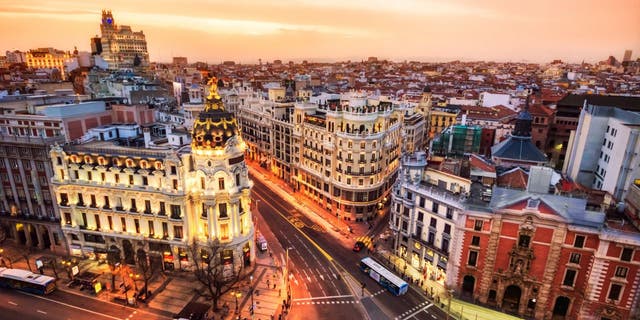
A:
[{"xmin": 1, "ymin": 0, "xmax": 639, "ymax": 64}]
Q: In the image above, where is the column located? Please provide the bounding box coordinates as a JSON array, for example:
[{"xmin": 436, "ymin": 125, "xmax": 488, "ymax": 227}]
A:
[
  {"xmin": 35, "ymin": 224, "xmax": 45, "ymax": 249},
  {"xmin": 24, "ymin": 223, "xmax": 33, "ymax": 247}
]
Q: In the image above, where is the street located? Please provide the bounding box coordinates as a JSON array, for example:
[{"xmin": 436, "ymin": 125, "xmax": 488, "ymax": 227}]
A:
[
  {"xmin": 251, "ymin": 175, "xmax": 448, "ymax": 320},
  {"xmin": 0, "ymin": 286, "xmax": 168, "ymax": 320}
]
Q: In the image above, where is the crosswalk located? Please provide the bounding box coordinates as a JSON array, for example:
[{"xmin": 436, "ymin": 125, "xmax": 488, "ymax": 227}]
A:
[
  {"xmin": 394, "ymin": 301, "xmax": 433, "ymax": 320},
  {"xmin": 295, "ymin": 300, "xmax": 360, "ymax": 305},
  {"xmin": 356, "ymin": 235, "xmax": 375, "ymax": 250}
]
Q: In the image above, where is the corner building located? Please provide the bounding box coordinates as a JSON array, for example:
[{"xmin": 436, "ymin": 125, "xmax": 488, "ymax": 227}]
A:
[
  {"xmin": 50, "ymin": 82, "xmax": 254, "ymax": 270},
  {"xmin": 292, "ymin": 93, "xmax": 402, "ymax": 221}
]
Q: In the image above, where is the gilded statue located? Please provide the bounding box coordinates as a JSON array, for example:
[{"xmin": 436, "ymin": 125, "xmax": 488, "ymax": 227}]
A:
[{"xmin": 207, "ymin": 77, "xmax": 221, "ymax": 100}]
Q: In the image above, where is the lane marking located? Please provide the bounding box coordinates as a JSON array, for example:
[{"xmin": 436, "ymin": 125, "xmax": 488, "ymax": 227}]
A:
[
  {"xmin": 17, "ymin": 291, "xmax": 123, "ymax": 320},
  {"xmin": 8, "ymin": 300, "xmax": 17, "ymax": 306},
  {"xmin": 37, "ymin": 310, "xmax": 47, "ymax": 314},
  {"xmin": 402, "ymin": 303, "xmax": 433, "ymax": 320},
  {"xmin": 292, "ymin": 294, "xmax": 354, "ymax": 301}
]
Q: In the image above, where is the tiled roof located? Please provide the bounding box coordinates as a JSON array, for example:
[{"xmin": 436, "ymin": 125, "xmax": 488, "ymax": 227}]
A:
[
  {"xmin": 491, "ymin": 136, "xmax": 547, "ymax": 163},
  {"xmin": 497, "ymin": 167, "xmax": 528, "ymax": 189},
  {"xmin": 490, "ymin": 187, "xmax": 605, "ymax": 228}
]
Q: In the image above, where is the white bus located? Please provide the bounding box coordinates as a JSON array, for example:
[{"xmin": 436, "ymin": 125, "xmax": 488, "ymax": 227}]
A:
[
  {"xmin": 359, "ymin": 257, "xmax": 408, "ymax": 296},
  {"xmin": 0, "ymin": 267, "xmax": 57, "ymax": 295}
]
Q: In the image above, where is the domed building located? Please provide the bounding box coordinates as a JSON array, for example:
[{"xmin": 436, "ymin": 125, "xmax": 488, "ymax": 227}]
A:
[{"xmin": 50, "ymin": 77, "xmax": 254, "ymax": 272}]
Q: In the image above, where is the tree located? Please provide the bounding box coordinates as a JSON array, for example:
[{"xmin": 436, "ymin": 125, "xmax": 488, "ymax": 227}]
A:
[
  {"xmin": 188, "ymin": 240, "xmax": 249, "ymax": 311},
  {"xmin": 107, "ymin": 248, "xmax": 121, "ymax": 292},
  {"xmin": 22, "ymin": 247, "xmax": 33, "ymax": 272},
  {"xmin": 136, "ymin": 248, "xmax": 155, "ymax": 299}
]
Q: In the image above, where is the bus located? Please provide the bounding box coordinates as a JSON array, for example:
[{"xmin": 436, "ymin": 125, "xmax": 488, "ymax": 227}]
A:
[
  {"xmin": 0, "ymin": 267, "xmax": 57, "ymax": 295},
  {"xmin": 359, "ymin": 257, "xmax": 408, "ymax": 296}
]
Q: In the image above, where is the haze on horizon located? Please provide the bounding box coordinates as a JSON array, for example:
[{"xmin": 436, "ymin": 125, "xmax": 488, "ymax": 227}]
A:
[{"xmin": 0, "ymin": 0, "xmax": 638, "ymax": 64}]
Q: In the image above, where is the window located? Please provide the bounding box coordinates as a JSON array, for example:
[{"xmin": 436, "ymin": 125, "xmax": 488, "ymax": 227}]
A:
[
  {"xmin": 142, "ymin": 176, "xmax": 148, "ymax": 186},
  {"xmin": 518, "ymin": 235, "xmax": 531, "ymax": 248},
  {"xmin": 474, "ymin": 220, "xmax": 483, "ymax": 231},
  {"xmin": 468, "ymin": 251, "xmax": 478, "ymax": 266},
  {"xmin": 81, "ymin": 212, "xmax": 87, "ymax": 227},
  {"xmin": 173, "ymin": 179, "xmax": 178, "ymax": 190},
  {"xmin": 174, "ymin": 226, "xmax": 183, "ymax": 239},
  {"xmin": 162, "ymin": 222, "xmax": 168, "ymax": 238},
  {"xmin": 621, "ymin": 248, "xmax": 633, "ymax": 262},
  {"xmin": 148, "ymin": 221, "xmax": 155, "ymax": 236},
  {"xmin": 444, "ymin": 224, "xmax": 451, "ymax": 235},
  {"xmin": 90, "ymin": 195, "xmax": 97, "ymax": 207},
  {"xmin": 129, "ymin": 175, "xmax": 134, "ymax": 185},
  {"xmin": 159, "ymin": 202, "xmax": 166, "ymax": 215},
  {"xmin": 563, "ymin": 269, "xmax": 576, "ymax": 287},
  {"xmin": 130, "ymin": 199, "xmax": 137, "ymax": 212},
  {"xmin": 94, "ymin": 214, "xmax": 101, "ymax": 229},
  {"xmin": 574, "ymin": 235, "xmax": 585, "ymax": 248},
  {"xmin": 107, "ymin": 216, "xmax": 113, "ymax": 230},
  {"xmin": 103, "ymin": 196, "xmax": 110, "ymax": 209},
  {"xmin": 430, "ymin": 218, "xmax": 437, "ymax": 228},
  {"xmin": 615, "ymin": 266, "xmax": 628, "ymax": 279},
  {"xmin": 432, "ymin": 202, "xmax": 439, "ymax": 213},
  {"xmin": 446, "ymin": 207, "xmax": 453, "ymax": 219},
  {"xmin": 608, "ymin": 283, "xmax": 622, "ymax": 301},
  {"xmin": 121, "ymin": 217, "xmax": 127, "ymax": 232},
  {"xmin": 145, "ymin": 200, "xmax": 151, "ymax": 213},
  {"xmin": 417, "ymin": 212, "xmax": 424, "ymax": 222},
  {"xmin": 419, "ymin": 197, "xmax": 425, "ymax": 208},
  {"xmin": 219, "ymin": 203, "xmax": 228, "ymax": 218},
  {"xmin": 64, "ymin": 212, "xmax": 72, "ymax": 225},
  {"xmin": 170, "ymin": 205, "xmax": 181, "ymax": 219},
  {"xmin": 170, "ymin": 166, "xmax": 177, "ymax": 175},
  {"xmin": 569, "ymin": 252, "xmax": 581, "ymax": 264},
  {"xmin": 428, "ymin": 232, "xmax": 435, "ymax": 245},
  {"xmin": 471, "ymin": 236, "xmax": 480, "ymax": 246},
  {"xmin": 134, "ymin": 219, "xmax": 140, "ymax": 233},
  {"xmin": 441, "ymin": 238, "xmax": 449, "ymax": 254}
]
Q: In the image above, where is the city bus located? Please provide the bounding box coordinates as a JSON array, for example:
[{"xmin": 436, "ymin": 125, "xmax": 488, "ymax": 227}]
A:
[
  {"xmin": 0, "ymin": 267, "xmax": 57, "ymax": 295},
  {"xmin": 359, "ymin": 257, "xmax": 408, "ymax": 296}
]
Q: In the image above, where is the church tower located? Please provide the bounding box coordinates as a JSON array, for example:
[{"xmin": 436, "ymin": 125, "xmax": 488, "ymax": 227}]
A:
[{"xmin": 183, "ymin": 77, "xmax": 255, "ymax": 269}]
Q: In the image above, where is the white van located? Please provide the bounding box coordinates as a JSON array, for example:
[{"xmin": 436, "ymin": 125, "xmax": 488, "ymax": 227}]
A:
[{"xmin": 257, "ymin": 234, "xmax": 268, "ymax": 252}]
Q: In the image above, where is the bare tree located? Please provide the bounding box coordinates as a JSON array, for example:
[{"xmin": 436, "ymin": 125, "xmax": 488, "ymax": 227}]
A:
[
  {"xmin": 22, "ymin": 247, "xmax": 33, "ymax": 272},
  {"xmin": 188, "ymin": 239, "xmax": 249, "ymax": 311},
  {"xmin": 136, "ymin": 248, "xmax": 156, "ymax": 299},
  {"xmin": 107, "ymin": 248, "xmax": 121, "ymax": 292}
]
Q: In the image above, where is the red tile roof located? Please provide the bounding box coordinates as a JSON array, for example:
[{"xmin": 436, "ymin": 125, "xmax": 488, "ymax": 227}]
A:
[
  {"xmin": 497, "ymin": 167, "xmax": 529, "ymax": 189},
  {"xmin": 469, "ymin": 154, "xmax": 496, "ymax": 173}
]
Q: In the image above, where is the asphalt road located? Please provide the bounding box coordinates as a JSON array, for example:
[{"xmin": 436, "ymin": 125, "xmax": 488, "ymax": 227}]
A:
[
  {"xmin": 251, "ymin": 174, "xmax": 448, "ymax": 320},
  {"xmin": 252, "ymin": 177, "xmax": 364, "ymax": 320},
  {"xmin": 0, "ymin": 286, "xmax": 169, "ymax": 320}
]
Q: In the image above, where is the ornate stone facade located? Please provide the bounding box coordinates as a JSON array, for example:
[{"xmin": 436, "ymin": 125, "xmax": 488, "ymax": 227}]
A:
[{"xmin": 50, "ymin": 79, "xmax": 254, "ymax": 270}]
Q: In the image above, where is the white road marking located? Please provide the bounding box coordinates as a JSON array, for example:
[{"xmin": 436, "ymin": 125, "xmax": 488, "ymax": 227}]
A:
[
  {"xmin": 8, "ymin": 301, "xmax": 17, "ymax": 306},
  {"xmin": 37, "ymin": 310, "xmax": 47, "ymax": 314},
  {"xmin": 319, "ymin": 274, "xmax": 324, "ymax": 281},
  {"xmin": 292, "ymin": 294, "xmax": 354, "ymax": 301},
  {"xmin": 17, "ymin": 291, "xmax": 123, "ymax": 320},
  {"xmin": 402, "ymin": 303, "xmax": 433, "ymax": 320}
]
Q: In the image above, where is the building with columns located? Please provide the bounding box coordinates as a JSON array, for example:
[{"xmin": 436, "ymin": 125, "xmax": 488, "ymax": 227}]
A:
[
  {"xmin": 50, "ymin": 79, "xmax": 254, "ymax": 270},
  {"xmin": 94, "ymin": 10, "xmax": 149, "ymax": 70}
]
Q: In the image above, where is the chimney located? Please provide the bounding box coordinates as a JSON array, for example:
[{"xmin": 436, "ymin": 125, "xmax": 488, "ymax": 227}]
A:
[{"xmin": 143, "ymin": 127, "xmax": 151, "ymax": 148}]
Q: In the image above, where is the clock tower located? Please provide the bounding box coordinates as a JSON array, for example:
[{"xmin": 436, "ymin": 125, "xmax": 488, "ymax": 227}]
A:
[{"xmin": 100, "ymin": 10, "xmax": 116, "ymax": 36}]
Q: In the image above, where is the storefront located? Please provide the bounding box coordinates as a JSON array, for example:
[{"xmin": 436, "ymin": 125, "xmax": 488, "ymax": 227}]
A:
[{"xmin": 70, "ymin": 244, "xmax": 82, "ymax": 257}]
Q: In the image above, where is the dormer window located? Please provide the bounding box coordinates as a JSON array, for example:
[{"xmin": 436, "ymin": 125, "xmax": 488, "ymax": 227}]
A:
[{"xmin": 526, "ymin": 199, "xmax": 540, "ymax": 210}]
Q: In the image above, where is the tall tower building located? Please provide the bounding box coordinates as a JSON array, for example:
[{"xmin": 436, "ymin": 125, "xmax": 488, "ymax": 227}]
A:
[{"xmin": 95, "ymin": 10, "xmax": 149, "ymax": 70}]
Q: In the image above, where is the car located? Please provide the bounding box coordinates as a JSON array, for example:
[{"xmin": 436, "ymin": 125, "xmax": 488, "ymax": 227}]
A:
[{"xmin": 353, "ymin": 241, "xmax": 365, "ymax": 252}]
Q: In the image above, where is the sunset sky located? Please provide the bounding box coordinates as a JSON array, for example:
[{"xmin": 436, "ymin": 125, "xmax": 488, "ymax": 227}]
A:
[{"xmin": 1, "ymin": 0, "xmax": 639, "ymax": 64}]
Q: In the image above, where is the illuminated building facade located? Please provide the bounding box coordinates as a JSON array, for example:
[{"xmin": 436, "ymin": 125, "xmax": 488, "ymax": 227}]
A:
[
  {"xmin": 50, "ymin": 79, "xmax": 254, "ymax": 270},
  {"xmin": 26, "ymin": 48, "xmax": 71, "ymax": 80},
  {"xmin": 389, "ymin": 152, "xmax": 469, "ymax": 288},
  {"xmin": 96, "ymin": 10, "xmax": 149, "ymax": 70}
]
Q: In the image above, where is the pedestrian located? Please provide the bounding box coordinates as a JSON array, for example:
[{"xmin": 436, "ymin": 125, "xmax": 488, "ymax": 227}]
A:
[
  {"xmin": 267, "ymin": 279, "xmax": 270, "ymax": 287},
  {"xmin": 273, "ymin": 284, "xmax": 276, "ymax": 289}
]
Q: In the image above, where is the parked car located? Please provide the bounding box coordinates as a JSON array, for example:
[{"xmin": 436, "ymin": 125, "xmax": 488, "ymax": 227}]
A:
[{"xmin": 353, "ymin": 241, "xmax": 365, "ymax": 252}]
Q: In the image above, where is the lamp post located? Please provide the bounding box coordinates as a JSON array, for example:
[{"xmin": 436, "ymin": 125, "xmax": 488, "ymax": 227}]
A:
[
  {"xmin": 232, "ymin": 290, "xmax": 242, "ymax": 314},
  {"xmin": 250, "ymin": 275, "xmax": 254, "ymax": 318}
]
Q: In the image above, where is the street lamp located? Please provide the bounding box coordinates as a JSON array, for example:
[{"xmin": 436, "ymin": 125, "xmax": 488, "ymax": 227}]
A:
[
  {"xmin": 250, "ymin": 275, "xmax": 254, "ymax": 318},
  {"xmin": 232, "ymin": 290, "xmax": 242, "ymax": 314}
]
